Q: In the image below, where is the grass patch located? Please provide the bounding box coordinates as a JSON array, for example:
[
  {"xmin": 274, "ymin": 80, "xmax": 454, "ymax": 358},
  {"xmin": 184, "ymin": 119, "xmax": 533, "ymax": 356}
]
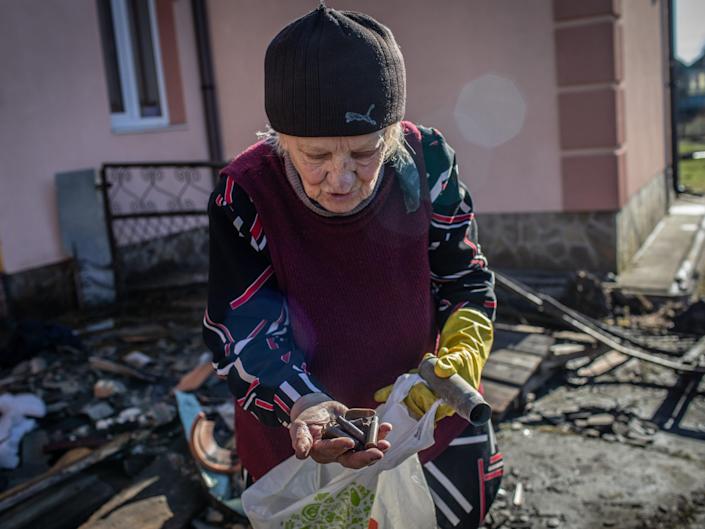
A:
[
  {"xmin": 679, "ymin": 140, "xmax": 705, "ymax": 193},
  {"xmin": 680, "ymin": 159, "xmax": 705, "ymax": 193},
  {"xmin": 679, "ymin": 140, "xmax": 705, "ymax": 153}
]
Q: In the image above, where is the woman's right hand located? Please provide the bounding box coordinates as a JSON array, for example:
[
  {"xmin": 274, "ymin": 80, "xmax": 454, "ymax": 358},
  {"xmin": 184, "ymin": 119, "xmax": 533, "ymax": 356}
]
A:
[{"xmin": 288, "ymin": 395, "xmax": 392, "ymax": 469}]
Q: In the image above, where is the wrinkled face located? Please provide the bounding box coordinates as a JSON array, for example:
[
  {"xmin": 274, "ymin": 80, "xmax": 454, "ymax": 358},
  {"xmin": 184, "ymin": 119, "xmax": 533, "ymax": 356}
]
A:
[{"xmin": 280, "ymin": 129, "xmax": 387, "ymax": 214}]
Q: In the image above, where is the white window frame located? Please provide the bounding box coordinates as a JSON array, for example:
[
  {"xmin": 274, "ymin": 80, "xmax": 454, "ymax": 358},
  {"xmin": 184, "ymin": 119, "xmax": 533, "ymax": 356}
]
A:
[{"xmin": 109, "ymin": 0, "xmax": 170, "ymax": 132}]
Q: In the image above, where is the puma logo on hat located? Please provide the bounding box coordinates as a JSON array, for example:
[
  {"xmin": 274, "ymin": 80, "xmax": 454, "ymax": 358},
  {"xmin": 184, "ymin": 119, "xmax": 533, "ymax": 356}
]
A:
[{"xmin": 345, "ymin": 104, "xmax": 377, "ymax": 126}]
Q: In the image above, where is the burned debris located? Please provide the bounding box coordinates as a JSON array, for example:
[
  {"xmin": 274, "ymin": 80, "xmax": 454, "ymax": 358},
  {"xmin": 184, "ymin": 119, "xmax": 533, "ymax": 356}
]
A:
[
  {"xmin": 0, "ymin": 287, "xmax": 245, "ymax": 529},
  {"xmin": 478, "ymin": 272, "xmax": 705, "ymax": 528},
  {"xmin": 0, "ymin": 270, "xmax": 704, "ymax": 529}
]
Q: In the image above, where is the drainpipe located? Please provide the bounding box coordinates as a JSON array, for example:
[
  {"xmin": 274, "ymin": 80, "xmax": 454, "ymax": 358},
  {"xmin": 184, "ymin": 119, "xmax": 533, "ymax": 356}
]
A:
[
  {"xmin": 0, "ymin": 242, "xmax": 13, "ymax": 321},
  {"xmin": 192, "ymin": 0, "xmax": 224, "ymax": 166},
  {"xmin": 667, "ymin": 0, "xmax": 682, "ymax": 194}
]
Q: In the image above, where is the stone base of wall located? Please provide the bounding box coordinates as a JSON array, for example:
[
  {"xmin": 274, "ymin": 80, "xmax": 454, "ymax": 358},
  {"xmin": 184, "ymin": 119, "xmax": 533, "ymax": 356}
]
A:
[
  {"xmin": 478, "ymin": 211, "xmax": 617, "ymax": 273},
  {"xmin": 2, "ymin": 259, "xmax": 78, "ymax": 319},
  {"xmin": 616, "ymin": 172, "xmax": 668, "ymax": 271},
  {"xmin": 478, "ymin": 172, "xmax": 668, "ymax": 275}
]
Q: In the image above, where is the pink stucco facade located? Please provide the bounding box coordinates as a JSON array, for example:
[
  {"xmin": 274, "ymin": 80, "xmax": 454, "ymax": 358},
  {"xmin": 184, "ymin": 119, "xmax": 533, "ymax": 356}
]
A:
[
  {"xmin": 0, "ymin": 0, "xmax": 671, "ymax": 277},
  {"xmin": 621, "ymin": 0, "xmax": 668, "ymax": 202},
  {"xmin": 0, "ymin": 0, "xmax": 209, "ymax": 274},
  {"xmin": 208, "ymin": 0, "xmax": 564, "ymax": 215},
  {"xmin": 554, "ymin": 0, "xmax": 668, "ymax": 211}
]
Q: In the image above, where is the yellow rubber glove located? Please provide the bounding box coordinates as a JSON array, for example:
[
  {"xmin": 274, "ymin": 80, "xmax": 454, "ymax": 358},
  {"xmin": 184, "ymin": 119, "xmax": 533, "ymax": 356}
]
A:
[
  {"xmin": 373, "ymin": 308, "xmax": 494, "ymax": 422},
  {"xmin": 434, "ymin": 308, "xmax": 494, "ymax": 388},
  {"xmin": 373, "ymin": 369, "xmax": 455, "ymax": 422}
]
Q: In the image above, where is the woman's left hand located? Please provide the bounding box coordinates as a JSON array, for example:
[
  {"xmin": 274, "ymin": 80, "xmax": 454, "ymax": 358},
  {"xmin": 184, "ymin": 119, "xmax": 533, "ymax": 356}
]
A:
[{"xmin": 289, "ymin": 397, "xmax": 392, "ymax": 469}]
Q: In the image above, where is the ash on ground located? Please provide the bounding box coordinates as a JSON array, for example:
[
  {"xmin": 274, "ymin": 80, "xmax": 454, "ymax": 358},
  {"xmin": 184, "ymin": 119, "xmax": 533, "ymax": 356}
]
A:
[{"xmin": 0, "ymin": 281, "xmax": 703, "ymax": 529}]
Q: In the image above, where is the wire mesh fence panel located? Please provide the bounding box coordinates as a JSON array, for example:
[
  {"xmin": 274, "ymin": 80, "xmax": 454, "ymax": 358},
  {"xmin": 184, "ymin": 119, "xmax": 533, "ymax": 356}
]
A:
[
  {"xmin": 111, "ymin": 214, "xmax": 209, "ymax": 247},
  {"xmin": 100, "ymin": 162, "xmax": 224, "ymax": 295}
]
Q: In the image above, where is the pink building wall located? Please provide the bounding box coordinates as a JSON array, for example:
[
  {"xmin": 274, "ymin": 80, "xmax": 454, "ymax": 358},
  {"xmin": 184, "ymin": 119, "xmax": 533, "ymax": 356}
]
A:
[
  {"xmin": 0, "ymin": 0, "xmax": 209, "ymax": 274},
  {"xmin": 621, "ymin": 0, "xmax": 667, "ymax": 202},
  {"xmin": 208, "ymin": 0, "xmax": 564, "ymax": 215},
  {"xmin": 0, "ymin": 0, "xmax": 670, "ymax": 277},
  {"xmin": 554, "ymin": 0, "xmax": 624, "ymax": 211},
  {"xmin": 553, "ymin": 0, "xmax": 668, "ymax": 211}
]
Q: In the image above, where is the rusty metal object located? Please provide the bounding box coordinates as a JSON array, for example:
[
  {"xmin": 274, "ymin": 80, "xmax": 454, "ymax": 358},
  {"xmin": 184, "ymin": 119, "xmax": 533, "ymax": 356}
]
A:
[
  {"xmin": 322, "ymin": 424, "xmax": 363, "ymax": 450},
  {"xmin": 322, "ymin": 424, "xmax": 351, "ymax": 440},
  {"xmin": 345, "ymin": 408, "xmax": 375, "ymax": 421},
  {"xmin": 495, "ymin": 271, "xmax": 705, "ymax": 374},
  {"xmin": 365, "ymin": 416, "xmax": 379, "ymax": 449},
  {"xmin": 336, "ymin": 415, "xmax": 366, "ymax": 443},
  {"xmin": 189, "ymin": 412, "xmax": 240, "ymax": 474},
  {"xmin": 419, "ymin": 356, "xmax": 492, "ymax": 425},
  {"xmin": 322, "ymin": 409, "xmax": 379, "ymax": 452}
]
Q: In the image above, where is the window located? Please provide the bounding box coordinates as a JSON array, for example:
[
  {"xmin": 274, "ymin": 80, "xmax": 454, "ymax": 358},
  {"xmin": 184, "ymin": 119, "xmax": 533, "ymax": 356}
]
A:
[{"xmin": 97, "ymin": 0, "xmax": 169, "ymax": 131}]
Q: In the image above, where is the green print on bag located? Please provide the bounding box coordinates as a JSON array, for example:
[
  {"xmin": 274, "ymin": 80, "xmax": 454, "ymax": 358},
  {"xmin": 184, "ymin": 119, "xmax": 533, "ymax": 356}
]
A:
[{"xmin": 282, "ymin": 482, "xmax": 375, "ymax": 529}]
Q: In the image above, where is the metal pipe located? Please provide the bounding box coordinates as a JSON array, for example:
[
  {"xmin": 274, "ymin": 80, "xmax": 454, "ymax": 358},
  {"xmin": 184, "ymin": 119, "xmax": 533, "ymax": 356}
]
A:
[
  {"xmin": 191, "ymin": 0, "xmax": 224, "ymax": 168},
  {"xmin": 97, "ymin": 166, "xmax": 121, "ymax": 300},
  {"xmin": 494, "ymin": 270, "xmax": 705, "ymax": 374},
  {"xmin": 336, "ymin": 415, "xmax": 367, "ymax": 443},
  {"xmin": 667, "ymin": 0, "xmax": 682, "ymax": 194},
  {"xmin": 418, "ymin": 356, "xmax": 492, "ymax": 426},
  {"xmin": 0, "ymin": 241, "xmax": 13, "ymax": 321},
  {"xmin": 365, "ymin": 416, "xmax": 379, "ymax": 449}
]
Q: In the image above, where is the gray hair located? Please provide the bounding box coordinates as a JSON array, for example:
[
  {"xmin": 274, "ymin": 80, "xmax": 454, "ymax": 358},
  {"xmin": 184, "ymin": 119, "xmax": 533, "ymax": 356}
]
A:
[{"xmin": 256, "ymin": 122, "xmax": 407, "ymax": 164}]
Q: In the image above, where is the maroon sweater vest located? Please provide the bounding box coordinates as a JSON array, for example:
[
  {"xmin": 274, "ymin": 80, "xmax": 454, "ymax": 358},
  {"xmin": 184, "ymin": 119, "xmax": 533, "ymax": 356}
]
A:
[{"xmin": 225, "ymin": 121, "xmax": 468, "ymax": 479}]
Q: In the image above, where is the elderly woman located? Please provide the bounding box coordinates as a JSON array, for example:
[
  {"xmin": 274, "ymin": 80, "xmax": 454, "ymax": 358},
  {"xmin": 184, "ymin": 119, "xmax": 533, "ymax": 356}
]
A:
[{"xmin": 203, "ymin": 4, "xmax": 501, "ymax": 528}]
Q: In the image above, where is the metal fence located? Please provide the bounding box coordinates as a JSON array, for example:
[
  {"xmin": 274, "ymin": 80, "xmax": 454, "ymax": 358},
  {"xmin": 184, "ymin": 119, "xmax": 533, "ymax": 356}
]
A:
[{"xmin": 99, "ymin": 161, "xmax": 225, "ymax": 296}]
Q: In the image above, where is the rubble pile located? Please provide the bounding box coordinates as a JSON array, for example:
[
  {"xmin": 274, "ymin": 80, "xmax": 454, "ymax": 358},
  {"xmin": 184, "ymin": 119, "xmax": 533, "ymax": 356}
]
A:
[
  {"xmin": 0, "ymin": 273, "xmax": 702, "ymax": 529},
  {"xmin": 0, "ymin": 287, "xmax": 251, "ymax": 529},
  {"xmin": 515, "ymin": 403, "xmax": 657, "ymax": 447}
]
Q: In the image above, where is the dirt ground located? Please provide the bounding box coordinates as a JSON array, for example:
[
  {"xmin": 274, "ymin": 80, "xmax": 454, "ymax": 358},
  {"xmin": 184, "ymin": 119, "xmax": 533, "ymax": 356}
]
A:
[
  {"xmin": 2, "ymin": 285, "xmax": 704, "ymax": 529},
  {"xmin": 484, "ymin": 359, "xmax": 705, "ymax": 529}
]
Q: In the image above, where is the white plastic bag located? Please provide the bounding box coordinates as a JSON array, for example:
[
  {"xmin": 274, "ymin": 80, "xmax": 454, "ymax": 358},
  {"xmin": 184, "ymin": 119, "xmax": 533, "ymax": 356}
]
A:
[{"xmin": 242, "ymin": 373, "xmax": 439, "ymax": 529}]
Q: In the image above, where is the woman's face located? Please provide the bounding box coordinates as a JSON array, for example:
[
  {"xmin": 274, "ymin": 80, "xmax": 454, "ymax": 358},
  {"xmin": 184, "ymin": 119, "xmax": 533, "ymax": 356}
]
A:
[{"xmin": 280, "ymin": 129, "xmax": 387, "ymax": 214}]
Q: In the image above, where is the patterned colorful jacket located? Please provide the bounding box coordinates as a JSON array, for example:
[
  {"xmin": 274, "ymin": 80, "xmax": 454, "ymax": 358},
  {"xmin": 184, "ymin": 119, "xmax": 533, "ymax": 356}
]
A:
[{"xmin": 203, "ymin": 125, "xmax": 496, "ymax": 426}]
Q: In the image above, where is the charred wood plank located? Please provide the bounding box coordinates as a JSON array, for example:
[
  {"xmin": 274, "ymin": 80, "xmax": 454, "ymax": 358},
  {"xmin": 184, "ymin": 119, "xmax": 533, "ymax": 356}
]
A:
[
  {"xmin": 576, "ymin": 350, "xmax": 630, "ymax": 378},
  {"xmin": 89, "ymin": 356, "xmax": 158, "ymax": 383},
  {"xmin": 495, "ymin": 271, "xmax": 705, "ymax": 374},
  {"xmin": 0, "ymin": 474, "xmax": 114, "ymax": 529},
  {"xmin": 0, "ymin": 432, "xmax": 133, "ymax": 513},
  {"xmin": 78, "ymin": 450, "xmax": 204, "ymax": 529}
]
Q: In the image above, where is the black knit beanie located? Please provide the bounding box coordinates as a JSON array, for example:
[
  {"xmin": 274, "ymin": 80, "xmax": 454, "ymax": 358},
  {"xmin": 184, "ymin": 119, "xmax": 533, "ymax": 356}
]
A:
[{"xmin": 264, "ymin": 4, "xmax": 406, "ymax": 137}]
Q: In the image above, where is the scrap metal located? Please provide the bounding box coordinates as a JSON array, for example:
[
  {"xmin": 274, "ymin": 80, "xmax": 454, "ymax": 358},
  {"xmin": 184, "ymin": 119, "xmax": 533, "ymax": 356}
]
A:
[
  {"xmin": 419, "ymin": 356, "xmax": 492, "ymax": 425},
  {"xmin": 495, "ymin": 271, "xmax": 705, "ymax": 374}
]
